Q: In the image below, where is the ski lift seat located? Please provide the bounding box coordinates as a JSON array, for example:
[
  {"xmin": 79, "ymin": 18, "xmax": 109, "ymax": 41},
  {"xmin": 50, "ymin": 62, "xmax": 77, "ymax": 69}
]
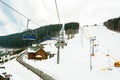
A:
[
  {"xmin": 114, "ymin": 61, "xmax": 120, "ymax": 67},
  {"xmin": 22, "ymin": 19, "xmax": 37, "ymax": 41},
  {"xmin": 22, "ymin": 29, "xmax": 36, "ymax": 40},
  {"xmin": 55, "ymin": 40, "xmax": 67, "ymax": 48},
  {"xmin": 22, "ymin": 35, "xmax": 36, "ymax": 40}
]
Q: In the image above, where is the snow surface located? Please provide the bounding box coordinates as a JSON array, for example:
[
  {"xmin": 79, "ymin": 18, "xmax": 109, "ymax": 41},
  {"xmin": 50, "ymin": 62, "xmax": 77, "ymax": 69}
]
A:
[
  {"xmin": 22, "ymin": 25, "xmax": 120, "ymax": 80},
  {"xmin": 1, "ymin": 59, "xmax": 40, "ymax": 80},
  {"xmin": 1, "ymin": 25, "xmax": 120, "ymax": 80}
]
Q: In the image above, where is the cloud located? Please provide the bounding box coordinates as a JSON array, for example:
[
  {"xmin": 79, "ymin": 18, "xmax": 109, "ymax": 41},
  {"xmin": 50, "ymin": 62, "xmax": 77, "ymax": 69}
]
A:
[
  {"xmin": 0, "ymin": 0, "xmax": 120, "ymax": 35},
  {"xmin": 0, "ymin": 9, "xmax": 19, "ymax": 35},
  {"xmin": 0, "ymin": 0, "xmax": 22, "ymax": 35}
]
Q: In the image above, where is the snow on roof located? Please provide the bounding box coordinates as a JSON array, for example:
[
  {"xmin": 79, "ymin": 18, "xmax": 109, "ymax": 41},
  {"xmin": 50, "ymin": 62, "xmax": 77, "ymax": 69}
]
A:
[
  {"xmin": 27, "ymin": 47, "xmax": 36, "ymax": 53},
  {"xmin": 0, "ymin": 69, "xmax": 5, "ymax": 74},
  {"xmin": 32, "ymin": 44, "xmax": 37, "ymax": 47},
  {"xmin": 0, "ymin": 52, "xmax": 10, "ymax": 57},
  {"xmin": 0, "ymin": 67, "xmax": 6, "ymax": 76},
  {"xmin": 27, "ymin": 45, "xmax": 40, "ymax": 53}
]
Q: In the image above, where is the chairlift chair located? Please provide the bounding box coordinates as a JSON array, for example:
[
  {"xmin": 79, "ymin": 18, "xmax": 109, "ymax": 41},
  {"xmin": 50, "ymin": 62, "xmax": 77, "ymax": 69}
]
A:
[
  {"xmin": 106, "ymin": 54, "xmax": 120, "ymax": 67},
  {"xmin": 22, "ymin": 19, "xmax": 37, "ymax": 41},
  {"xmin": 114, "ymin": 61, "xmax": 120, "ymax": 67},
  {"xmin": 22, "ymin": 29, "xmax": 36, "ymax": 40},
  {"xmin": 55, "ymin": 24, "xmax": 67, "ymax": 48},
  {"xmin": 22, "ymin": 36, "xmax": 36, "ymax": 40},
  {"xmin": 55, "ymin": 39, "xmax": 67, "ymax": 48}
]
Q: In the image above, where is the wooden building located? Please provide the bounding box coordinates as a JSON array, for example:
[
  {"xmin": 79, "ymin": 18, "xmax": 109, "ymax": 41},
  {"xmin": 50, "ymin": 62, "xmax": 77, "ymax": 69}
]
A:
[{"xmin": 27, "ymin": 45, "xmax": 48, "ymax": 60}]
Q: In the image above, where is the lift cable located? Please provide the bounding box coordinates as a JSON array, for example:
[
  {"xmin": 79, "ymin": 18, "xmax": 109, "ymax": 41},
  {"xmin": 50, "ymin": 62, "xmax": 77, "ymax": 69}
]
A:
[
  {"xmin": 54, "ymin": 0, "xmax": 61, "ymax": 23},
  {"xmin": 41, "ymin": 0, "xmax": 55, "ymax": 21},
  {"xmin": 0, "ymin": 0, "xmax": 41, "ymax": 27},
  {"xmin": 54, "ymin": 0, "xmax": 64, "ymax": 38},
  {"xmin": 84, "ymin": 25, "xmax": 120, "ymax": 59},
  {"xmin": 83, "ymin": 25, "xmax": 120, "ymax": 69}
]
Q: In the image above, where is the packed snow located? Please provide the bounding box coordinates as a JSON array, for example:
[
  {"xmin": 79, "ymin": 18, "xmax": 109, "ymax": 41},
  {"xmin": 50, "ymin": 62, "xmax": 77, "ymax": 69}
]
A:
[
  {"xmin": 0, "ymin": 58, "xmax": 40, "ymax": 80},
  {"xmin": 22, "ymin": 25, "xmax": 120, "ymax": 80},
  {"xmin": 1, "ymin": 25, "xmax": 120, "ymax": 80}
]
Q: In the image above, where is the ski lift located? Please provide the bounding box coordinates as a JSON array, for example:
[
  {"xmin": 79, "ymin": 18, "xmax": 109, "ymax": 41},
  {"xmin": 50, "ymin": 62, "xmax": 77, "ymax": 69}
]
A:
[
  {"xmin": 106, "ymin": 54, "xmax": 120, "ymax": 67},
  {"xmin": 22, "ymin": 19, "xmax": 37, "ymax": 40},
  {"xmin": 55, "ymin": 34, "xmax": 67, "ymax": 48},
  {"xmin": 22, "ymin": 29, "xmax": 37, "ymax": 40},
  {"xmin": 55, "ymin": 26, "xmax": 67, "ymax": 48},
  {"xmin": 61, "ymin": 40, "xmax": 67, "ymax": 47},
  {"xmin": 55, "ymin": 40, "xmax": 67, "ymax": 48},
  {"xmin": 114, "ymin": 62, "xmax": 120, "ymax": 67}
]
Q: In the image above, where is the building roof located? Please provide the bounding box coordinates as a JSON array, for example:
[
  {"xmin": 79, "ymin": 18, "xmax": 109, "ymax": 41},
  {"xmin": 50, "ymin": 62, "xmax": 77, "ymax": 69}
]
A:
[
  {"xmin": 0, "ymin": 67, "xmax": 6, "ymax": 77},
  {"xmin": 27, "ymin": 46, "xmax": 40, "ymax": 53},
  {"xmin": 0, "ymin": 52, "xmax": 5, "ymax": 57}
]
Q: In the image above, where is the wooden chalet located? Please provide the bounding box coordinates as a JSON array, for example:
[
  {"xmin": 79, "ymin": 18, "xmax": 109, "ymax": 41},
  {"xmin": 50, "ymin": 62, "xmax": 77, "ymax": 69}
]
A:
[{"xmin": 27, "ymin": 45, "xmax": 48, "ymax": 60}]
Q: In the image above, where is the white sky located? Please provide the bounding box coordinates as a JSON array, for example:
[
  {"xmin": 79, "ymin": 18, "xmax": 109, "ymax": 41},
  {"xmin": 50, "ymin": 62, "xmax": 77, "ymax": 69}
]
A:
[{"xmin": 0, "ymin": 0, "xmax": 120, "ymax": 35}]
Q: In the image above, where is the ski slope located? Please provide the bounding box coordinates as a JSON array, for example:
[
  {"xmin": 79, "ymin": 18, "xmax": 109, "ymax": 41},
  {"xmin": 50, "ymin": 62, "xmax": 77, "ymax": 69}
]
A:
[
  {"xmin": 1, "ymin": 25, "xmax": 120, "ymax": 80},
  {"xmin": 1, "ymin": 59, "xmax": 40, "ymax": 80},
  {"xmin": 23, "ymin": 25, "xmax": 120, "ymax": 80}
]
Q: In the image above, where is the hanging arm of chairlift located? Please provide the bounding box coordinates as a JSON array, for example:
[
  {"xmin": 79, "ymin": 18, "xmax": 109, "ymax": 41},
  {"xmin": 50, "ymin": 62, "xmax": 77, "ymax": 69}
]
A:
[{"xmin": 22, "ymin": 19, "xmax": 37, "ymax": 40}]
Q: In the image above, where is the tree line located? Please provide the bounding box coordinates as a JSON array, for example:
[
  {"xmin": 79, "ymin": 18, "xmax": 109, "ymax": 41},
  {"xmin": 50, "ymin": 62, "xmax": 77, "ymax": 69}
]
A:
[
  {"xmin": 0, "ymin": 22, "xmax": 79, "ymax": 48},
  {"xmin": 104, "ymin": 17, "xmax": 120, "ymax": 32},
  {"xmin": 0, "ymin": 24, "xmax": 62, "ymax": 48},
  {"xmin": 64, "ymin": 22, "xmax": 79, "ymax": 39}
]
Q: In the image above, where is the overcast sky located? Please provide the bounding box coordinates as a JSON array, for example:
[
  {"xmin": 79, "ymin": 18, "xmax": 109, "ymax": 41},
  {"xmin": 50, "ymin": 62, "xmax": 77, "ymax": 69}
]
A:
[{"xmin": 0, "ymin": 0, "xmax": 120, "ymax": 35}]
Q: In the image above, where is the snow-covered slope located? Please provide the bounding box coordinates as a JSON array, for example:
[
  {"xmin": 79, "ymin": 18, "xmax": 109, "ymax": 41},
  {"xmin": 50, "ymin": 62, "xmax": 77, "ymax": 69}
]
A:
[
  {"xmin": 23, "ymin": 25, "xmax": 120, "ymax": 80},
  {"xmin": 1, "ymin": 58, "xmax": 40, "ymax": 80},
  {"xmin": 1, "ymin": 25, "xmax": 120, "ymax": 80}
]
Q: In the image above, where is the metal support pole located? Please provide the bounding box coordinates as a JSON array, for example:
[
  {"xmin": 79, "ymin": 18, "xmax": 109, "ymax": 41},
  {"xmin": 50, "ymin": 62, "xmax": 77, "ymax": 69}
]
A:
[
  {"xmin": 92, "ymin": 40, "xmax": 95, "ymax": 55},
  {"xmin": 26, "ymin": 19, "xmax": 30, "ymax": 30},
  {"xmin": 55, "ymin": 0, "xmax": 61, "ymax": 23},
  {"xmin": 81, "ymin": 27, "xmax": 83, "ymax": 48},
  {"xmin": 90, "ymin": 38, "xmax": 96, "ymax": 71},
  {"xmin": 90, "ymin": 39, "xmax": 92, "ymax": 71},
  {"xmin": 57, "ymin": 47, "xmax": 60, "ymax": 64}
]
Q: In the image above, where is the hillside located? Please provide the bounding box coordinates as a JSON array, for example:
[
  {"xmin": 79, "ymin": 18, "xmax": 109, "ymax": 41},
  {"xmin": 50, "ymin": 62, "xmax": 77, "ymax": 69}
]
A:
[
  {"xmin": 0, "ymin": 24, "xmax": 62, "ymax": 48},
  {"xmin": 22, "ymin": 25, "xmax": 120, "ymax": 80},
  {"xmin": 1, "ymin": 24, "xmax": 120, "ymax": 80},
  {"xmin": 104, "ymin": 17, "xmax": 120, "ymax": 32},
  {"xmin": 0, "ymin": 22, "xmax": 79, "ymax": 48}
]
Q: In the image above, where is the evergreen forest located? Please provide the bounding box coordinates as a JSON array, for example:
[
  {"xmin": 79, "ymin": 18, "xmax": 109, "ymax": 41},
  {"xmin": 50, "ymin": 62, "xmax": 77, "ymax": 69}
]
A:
[{"xmin": 0, "ymin": 22, "xmax": 79, "ymax": 48}]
